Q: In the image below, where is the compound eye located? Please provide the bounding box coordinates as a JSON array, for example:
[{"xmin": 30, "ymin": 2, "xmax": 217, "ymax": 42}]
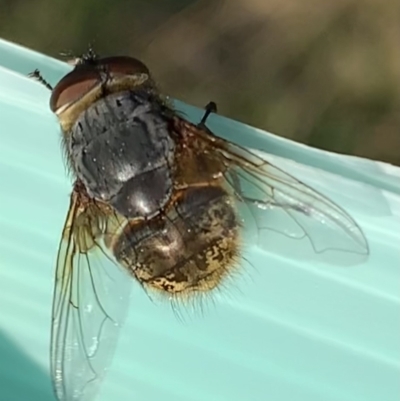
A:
[
  {"xmin": 98, "ymin": 56, "xmax": 150, "ymax": 76},
  {"xmin": 50, "ymin": 68, "xmax": 100, "ymax": 112},
  {"xmin": 50, "ymin": 56, "xmax": 150, "ymax": 113}
]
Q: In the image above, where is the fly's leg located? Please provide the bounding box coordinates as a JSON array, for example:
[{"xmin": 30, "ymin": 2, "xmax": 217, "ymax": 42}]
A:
[
  {"xmin": 28, "ymin": 69, "xmax": 53, "ymax": 91},
  {"xmin": 198, "ymin": 101, "xmax": 218, "ymax": 128}
]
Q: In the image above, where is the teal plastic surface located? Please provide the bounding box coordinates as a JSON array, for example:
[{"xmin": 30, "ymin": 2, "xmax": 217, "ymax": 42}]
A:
[{"xmin": 0, "ymin": 39, "xmax": 399, "ymax": 401}]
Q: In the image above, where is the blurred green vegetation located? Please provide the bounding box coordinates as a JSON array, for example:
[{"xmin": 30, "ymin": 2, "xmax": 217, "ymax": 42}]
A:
[{"xmin": 1, "ymin": 0, "xmax": 399, "ymax": 164}]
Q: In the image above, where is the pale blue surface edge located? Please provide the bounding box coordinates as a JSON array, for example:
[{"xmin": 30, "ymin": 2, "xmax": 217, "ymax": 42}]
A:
[{"xmin": 0, "ymin": 39, "xmax": 399, "ymax": 401}]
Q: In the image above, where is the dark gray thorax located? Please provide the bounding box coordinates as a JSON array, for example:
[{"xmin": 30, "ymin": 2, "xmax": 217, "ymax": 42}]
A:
[{"xmin": 66, "ymin": 90, "xmax": 176, "ymax": 219}]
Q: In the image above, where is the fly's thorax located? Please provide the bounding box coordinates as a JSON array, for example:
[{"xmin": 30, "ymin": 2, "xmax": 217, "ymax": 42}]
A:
[
  {"xmin": 66, "ymin": 90, "xmax": 176, "ymax": 219},
  {"xmin": 113, "ymin": 185, "xmax": 240, "ymax": 298}
]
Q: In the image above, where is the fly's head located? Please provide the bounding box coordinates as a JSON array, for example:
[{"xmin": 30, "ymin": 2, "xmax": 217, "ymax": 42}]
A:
[{"xmin": 51, "ymin": 52, "xmax": 157, "ymax": 132}]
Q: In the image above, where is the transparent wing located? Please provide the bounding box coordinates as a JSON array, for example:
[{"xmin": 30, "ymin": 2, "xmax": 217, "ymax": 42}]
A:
[
  {"xmin": 188, "ymin": 120, "xmax": 369, "ymax": 265},
  {"xmin": 51, "ymin": 187, "xmax": 132, "ymax": 401}
]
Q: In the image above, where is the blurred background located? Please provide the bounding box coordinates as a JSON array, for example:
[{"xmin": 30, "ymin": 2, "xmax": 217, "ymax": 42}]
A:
[{"xmin": 1, "ymin": 0, "xmax": 399, "ymax": 165}]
